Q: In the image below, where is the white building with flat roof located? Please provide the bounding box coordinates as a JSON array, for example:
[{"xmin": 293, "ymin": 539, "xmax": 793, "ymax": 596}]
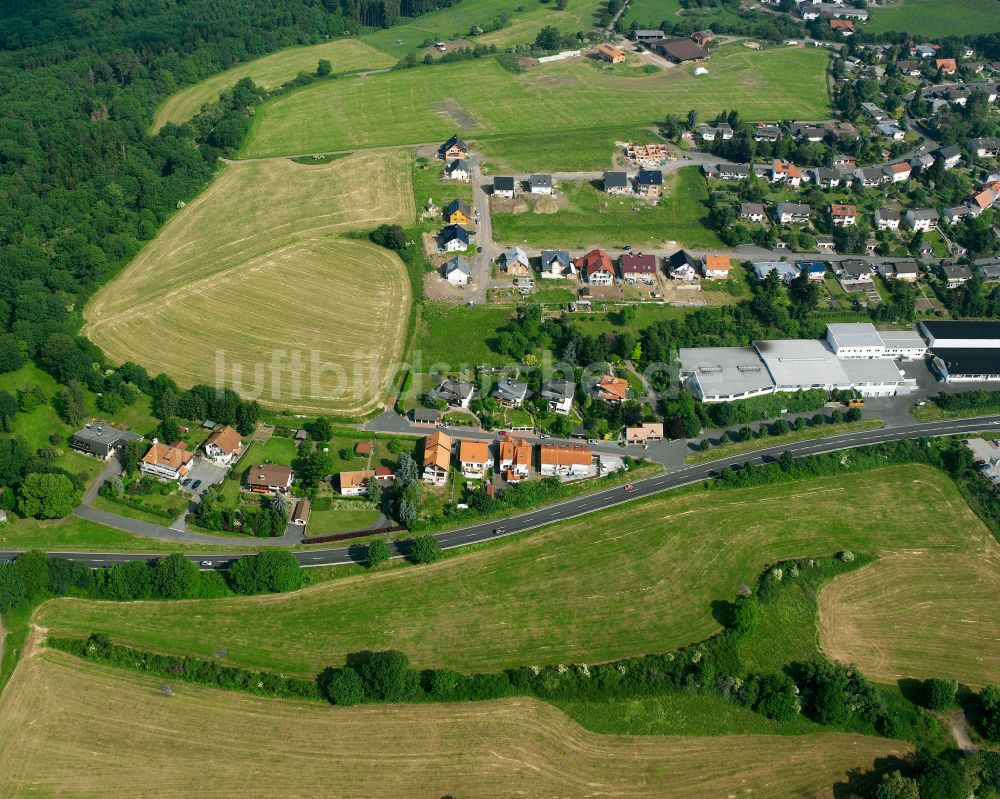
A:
[
  {"xmin": 825, "ymin": 323, "xmax": 885, "ymax": 359},
  {"xmin": 839, "ymin": 359, "xmax": 907, "ymax": 397},
  {"xmin": 679, "ymin": 347, "xmax": 776, "ymax": 402},
  {"xmin": 878, "ymin": 330, "xmax": 927, "ymax": 360},
  {"xmin": 754, "ymin": 339, "xmax": 854, "ymax": 392}
]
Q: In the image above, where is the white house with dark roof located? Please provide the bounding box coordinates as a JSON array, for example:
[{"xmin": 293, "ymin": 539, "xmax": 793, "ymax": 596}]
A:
[
  {"xmin": 540, "ymin": 250, "xmax": 573, "ymax": 279},
  {"xmin": 443, "ymin": 256, "xmax": 471, "ymax": 286},
  {"xmin": 528, "ymin": 174, "xmax": 554, "ymax": 195},
  {"xmin": 774, "ymin": 202, "xmax": 810, "ymax": 225},
  {"xmin": 492, "ymin": 376, "xmax": 529, "ymax": 407},
  {"xmin": 603, "ymin": 170, "xmax": 631, "ymax": 195},
  {"xmin": 439, "ymin": 224, "xmax": 470, "ymax": 252},
  {"xmin": 875, "ymin": 208, "xmax": 901, "ymax": 230},
  {"xmin": 540, "ymin": 380, "xmax": 575, "ymax": 414},
  {"xmin": 493, "ymin": 176, "xmax": 516, "ymax": 198},
  {"xmin": 905, "ymin": 208, "xmax": 939, "ymax": 232},
  {"xmin": 444, "ymin": 158, "xmax": 471, "ymax": 181}
]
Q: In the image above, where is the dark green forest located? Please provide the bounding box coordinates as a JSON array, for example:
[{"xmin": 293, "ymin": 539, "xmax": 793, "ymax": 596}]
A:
[{"xmin": 0, "ymin": 0, "xmax": 454, "ymax": 371}]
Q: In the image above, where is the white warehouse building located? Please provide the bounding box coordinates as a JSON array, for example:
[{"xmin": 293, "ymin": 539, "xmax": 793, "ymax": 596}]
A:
[
  {"xmin": 825, "ymin": 323, "xmax": 927, "ymax": 360},
  {"xmin": 679, "ymin": 347, "xmax": 776, "ymax": 402}
]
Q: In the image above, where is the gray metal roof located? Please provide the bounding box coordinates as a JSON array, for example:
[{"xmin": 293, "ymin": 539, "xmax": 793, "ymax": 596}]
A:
[
  {"xmin": 754, "ymin": 339, "xmax": 852, "ymax": 389},
  {"xmin": 826, "ymin": 322, "xmax": 883, "ymax": 350},
  {"xmin": 679, "ymin": 347, "xmax": 775, "ymax": 397}
]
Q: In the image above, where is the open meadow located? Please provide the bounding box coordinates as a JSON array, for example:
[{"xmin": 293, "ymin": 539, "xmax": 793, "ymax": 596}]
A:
[
  {"xmin": 0, "ymin": 649, "xmax": 909, "ymax": 798},
  {"xmin": 36, "ymin": 465, "xmax": 1000, "ymax": 686},
  {"xmin": 364, "ymin": 0, "xmax": 607, "ymax": 52},
  {"xmin": 84, "ymin": 151, "xmax": 415, "ymax": 416},
  {"xmin": 819, "ymin": 546, "xmax": 1000, "ymax": 688},
  {"xmin": 492, "ymin": 168, "xmax": 723, "ymax": 249},
  {"xmin": 239, "ymin": 45, "xmax": 831, "ymax": 168},
  {"xmin": 150, "ymin": 40, "xmax": 397, "ymax": 133},
  {"xmin": 865, "ymin": 0, "xmax": 1000, "ymax": 36}
]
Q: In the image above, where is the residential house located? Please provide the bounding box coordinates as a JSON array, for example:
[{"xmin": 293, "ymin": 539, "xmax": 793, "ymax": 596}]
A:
[
  {"xmin": 717, "ymin": 163, "xmax": 750, "ymax": 181},
  {"xmin": 625, "ymin": 422, "xmax": 663, "ymax": 444},
  {"xmin": 458, "ymin": 439, "xmax": 493, "ymax": 479},
  {"xmin": 910, "ymin": 153, "xmax": 935, "ymax": 174},
  {"xmin": 703, "ymin": 254, "xmax": 731, "ymax": 280},
  {"xmin": 755, "ymin": 124, "xmax": 782, "ymax": 142},
  {"xmin": 971, "ymin": 137, "xmax": 1000, "ymax": 158},
  {"xmin": 635, "ymin": 169, "xmax": 663, "ymax": 198},
  {"xmin": 422, "ymin": 430, "xmax": 452, "ymax": 485},
  {"xmin": 203, "ymin": 425, "xmax": 243, "ymax": 466},
  {"xmin": 854, "ymin": 166, "xmax": 888, "ymax": 188},
  {"xmin": 443, "ymin": 256, "xmax": 471, "ymax": 286},
  {"xmin": 444, "ymin": 198, "xmax": 473, "ymax": 225},
  {"xmin": 493, "ymin": 176, "xmax": 516, "ymax": 198},
  {"xmin": 654, "ymin": 38, "xmax": 709, "ymax": 63},
  {"xmin": 942, "ymin": 263, "xmax": 973, "ymax": 288},
  {"xmin": 440, "ymin": 224, "xmax": 470, "ymax": 252},
  {"xmin": 884, "ymin": 162, "xmax": 912, "ymax": 182},
  {"xmin": 539, "ymin": 250, "xmax": 573, "ymax": 279},
  {"xmin": 754, "ymin": 261, "xmax": 799, "ymax": 283},
  {"xmin": 829, "ymin": 18, "xmax": 854, "ymax": 34},
  {"xmin": 912, "ymin": 44, "xmax": 938, "ymax": 59},
  {"xmin": 528, "ymin": 174, "xmax": 554, "ymax": 195},
  {"xmin": 905, "ymin": 208, "xmax": 939, "ymax": 232},
  {"xmin": 935, "ymin": 144, "xmax": 963, "ymax": 169},
  {"xmin": 830, "ymin": 203, "xmax": 858, "ymax": 226},
  {"xmin": 540, "ymin": 380, "xmax": 575, "ymax": 414},
  {"xmin": 977, "ymin": 259, "xmax": 1000, "ymax": 283},
  {"xmin": 897, "ymin": 60, "xmax": 923, "ymax": 76},
  {"xmin": 499, "ymin": 245, "xmax": 530, "ymax": 275},
  {"xmin": 444, "ymin": 158, "xmax": 471, "ymax": 181},
  {"xmin": 139, "ymin": 439, "xmax": 193, "ymax": 481},
  {"xmin": 791, "ymin": 123, "xmax": 825, "ymax": 142},
  {"xmin": 492, "ymin": 376, "xmax": 529, "ymax": 407},
  {"xmin": 935, "ymin": 57, "xmax": 958, "ymax": 74},
  {"xmin": 592, "ymin": 374, "xmax": 628, "ymax": 404},
  {"xmin": 775, "ymin": 202, "xmax": 811, "ymax": 225},
  {"xmin": 619, "ymin": 252, "xmax": 658, "ymax": 283},
  {"xmin": 836, "ymin": 259, "xmax": 874, "ymax": 287},
  {"xmin": 797, "ymin": 260, "xmax": 827, "ymax": 281},
  {"xmin": 576, "ymin": 249, "xmax": 615, "ymax": 285},
  {"xmin": 875, "ymin": 208, "xmax": 901, "ymax": 230},
  {"xmin": 861, "ymin": 102, "xmax": 888, "ymax": 121},
  {"xmin": 771, "ymin": 161, "xmax": 803, "ymax": 186},
  {"xmin": 877, "ymin": 260, "xmax": 920, "ymax": 281},
  {"xmin": 498, "ymin": 438, "xmax": 532, "ymax": 481},
  {"xmin": 813, "ymin": 167, "xmax": 842, "ymax": 188},
  {"xmin": 603, "ymin": 171, "xmax": 631, "ymax": 195},
  {"xmin": 439, "ymin": 135, "xmax": 469, "ymax": 160},
  {"xmin": 436, "ymin": 379, "xmax": 474, "ymax": 408},
  {"xmin": 339, "ymin": 470, "xmax": 376, "ymax": 497},
  {"xmin": 70, "ymin": 423, "xmax": 139, "ymax": 460},
  {"xmin": 669, "ymin": 249, "xmax": 700, "ymax": 280},
  {"xmin": 944, "ymin": 205, "xmax": 976, "ymax": 224},
  {"xmin": 538, "ymin": 444, "xmax": 593, "ymax": 478},
  {"xmin": 246, "ymin": 463, "xmax": 293, "ymax": 495},
  {"xmin": 698, "ymin": 123, "xmax": 733, "ymax": 141},
  {"xmin": 971, "ymin": 188, "xmax": 999, "ymax": 212},
  {"xmin": 739, "ymin": 202, "xmax": 766, "ymax": 223},
  {"xmin": 596, "ymin": 42, "xmax": 626, "ymax": 63}
]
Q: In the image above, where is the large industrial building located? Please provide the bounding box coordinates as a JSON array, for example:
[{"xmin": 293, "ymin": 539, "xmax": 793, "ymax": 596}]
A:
[
  {"xmin": 919, "ymin": 321, "xmax": 1000, "ymax": 382},
  {"xmin": 680, "ymin": 324, "xmax": 915, "ymax": 402}
]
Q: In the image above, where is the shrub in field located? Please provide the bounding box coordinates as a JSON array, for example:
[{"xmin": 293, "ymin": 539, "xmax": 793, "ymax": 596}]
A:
[
  {"xmin": 366, "ymin": 539, "xmax": 391, "ymax": 568},
  {"xmin": 357, "ymin": 650, "xmax": 420, "ymax": 702},
  {"xmin": 409, "ymin": 534, "xmax": 442, "ymax": 564},
  {"xmin": 923, "ymin": 678, "xmax": 958, "ymax": 711},
  {"xmin": 318, "ymin": 666, "xmax": 365, "ymax": 706}
]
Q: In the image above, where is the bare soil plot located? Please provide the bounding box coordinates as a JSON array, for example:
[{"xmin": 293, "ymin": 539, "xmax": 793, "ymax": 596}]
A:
[
  {"xmin": 820, "ymin": 545, "xmax": 1000, "ymax": 688},
  {"xmin": 84, "ymin": 152, "xmax": 414, "ymax": 416},
  {"xmin": 151, "ymin": 40, "xmax": 397, "ymax": 132},
  {"xmin": 0, "ymin": 649, "xmax": 908, "ymax": 799}
]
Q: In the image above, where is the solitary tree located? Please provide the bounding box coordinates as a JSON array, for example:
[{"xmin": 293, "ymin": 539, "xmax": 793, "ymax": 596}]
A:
[
  {"xmin": 318, "ymin": 666, "xmax": 365, "ymax": 705},
  {"xmin": 316, "ymin": 59, "xmax": 332, "ymax": 77},
  {"xmin": 18, "ymin": 473, "xmax": 80, "ymax": 519},
  {"xmin": 366, "ymin": 539, "xmax": 391, "ymax": 568},
  {"xmin": 410, "ymin": 534, "xmax": 442, "ymax": 564}
]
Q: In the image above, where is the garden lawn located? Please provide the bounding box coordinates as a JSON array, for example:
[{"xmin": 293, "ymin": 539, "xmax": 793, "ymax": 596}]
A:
[
  {"xmin": 248, "ymin": 437, "xmax": 299, "ymax": 466},
  {"xmin": 35, "ymin": 465, "xmax": 999, "ymax": 684},
  {"xmin": 240, "ymin": 46, "xmax": 830, "ymax": 168},
  {"xmin": 308, "ymin": 507, "xmax": 381, "ymax": 534},
  {"xmin": 151, "ymin": 40, "xmax": 398, "ymax": 132},
  {"xmin": 864, "ymin": 0, "xmax": 1000, "ymax": 36},
  {"xmin": 492, "ymin": 169, "xmax": 722, "ymax": 249}
]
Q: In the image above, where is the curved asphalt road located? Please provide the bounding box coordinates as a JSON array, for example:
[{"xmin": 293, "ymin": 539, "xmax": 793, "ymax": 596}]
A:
[{"xmin": 4, "ymin": 415, "xmax": 999, "ymax": 570}]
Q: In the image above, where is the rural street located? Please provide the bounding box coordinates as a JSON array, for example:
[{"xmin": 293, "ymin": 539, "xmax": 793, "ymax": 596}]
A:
[{"xmin": 6, "ymin": 413, "xmax": 1000, "ymax": 570}]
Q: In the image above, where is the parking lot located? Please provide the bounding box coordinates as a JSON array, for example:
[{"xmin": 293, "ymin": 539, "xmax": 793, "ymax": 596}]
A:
[
  {"xmin": 965, "ymin": 438, "xmax": 1000, "ymax": 487},
  {"xmin": 180, "ymin": 457, "xmax": 229, "ymax": 499}
]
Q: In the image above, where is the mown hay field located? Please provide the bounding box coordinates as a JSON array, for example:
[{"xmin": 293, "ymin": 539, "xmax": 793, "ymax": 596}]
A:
[
  {"xmin": 84, "ymin": 151, "xmax": 414, "ymax": 416},
  {"xmin": 864, "ymin": 0, "xmax": 1000, "ymax": 36},
  {"xmin": 0, "ymin": 649, "xmax": 908, "ymax": 799},
  {"xmin": 819, "ymin": 545, "xmax": 1000, "ymax": 688},
  {"xmin": 151, "ymin": 39, "xmax": 397, "ymax": 133},
  {"xmin": 38, "ymin": 466, "xmax": 1000, "ymax": 683},
  {"xmin": 239, "ymin": 45, "xmax": 831, "ymax": 167}
]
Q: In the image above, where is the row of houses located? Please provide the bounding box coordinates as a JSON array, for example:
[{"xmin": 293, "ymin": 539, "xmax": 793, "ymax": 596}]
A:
[
  {"xmin": 602, "ymin": 169, "xmax": 664, "ymax": 199},
  {"xmin": 427, "ymin": 372, "xmax": 626, "ymax": 414}
]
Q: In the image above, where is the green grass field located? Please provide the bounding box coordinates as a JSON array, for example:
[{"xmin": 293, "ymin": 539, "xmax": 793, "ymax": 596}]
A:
[
  {"xmin": 493, "ymin": 168, "xmax": 723, "ymax": 249},
  {"xmin": 36, "ymin": 465, "xmax": 999, "ymax": 687},
  {"xmin": 240, "ymin": 45, "xmax": 830, "ymax": 168},
  {"xmin": 309, "ymin": 507, "xmax": 381, "ymax": 534},
  {"xmin": 622, "ymin": 0, "xmax": 744, "ymax": 30},
  {"xmin": 865, "ymin": 0, "xmax": 1000, "ymax": 36},
  {"xmin": 363, "ymin": 0, "xmax": 606, "ymax": 53},
  {"xmin": 416, "ymin": 302, "xmax": 514, "ymax": 368},
  {"xmin": 151, "ymin": 40, "xmax": 398, "ymax": 132}
]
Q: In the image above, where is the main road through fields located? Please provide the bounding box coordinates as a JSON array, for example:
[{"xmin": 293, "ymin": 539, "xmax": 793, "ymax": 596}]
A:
[{"xmin": 5, "ymin": 415, "xmax": 999, "ymax": 571}]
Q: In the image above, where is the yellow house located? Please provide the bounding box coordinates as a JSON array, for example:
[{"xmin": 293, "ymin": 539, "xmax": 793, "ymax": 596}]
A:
[{"xmin": 444, "ymin": 198, "xmax": 473, "ymax": 225}]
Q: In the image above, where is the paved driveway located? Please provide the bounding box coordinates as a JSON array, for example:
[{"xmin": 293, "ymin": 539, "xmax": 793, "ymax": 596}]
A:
[{"xmin": 181, "ymin": 457, "xmax": 229, "ymax": 498}]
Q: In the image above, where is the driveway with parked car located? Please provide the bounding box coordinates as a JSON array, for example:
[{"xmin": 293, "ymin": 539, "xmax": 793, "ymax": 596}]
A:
[{"xmin": 180, "ymin": 457, "xmax": 229, "ymax": 500}]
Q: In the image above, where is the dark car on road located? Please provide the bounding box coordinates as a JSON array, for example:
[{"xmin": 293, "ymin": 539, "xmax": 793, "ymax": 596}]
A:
[{"xmin": 191, "ymin": 479, "xmax": 202, "ymax": 490}]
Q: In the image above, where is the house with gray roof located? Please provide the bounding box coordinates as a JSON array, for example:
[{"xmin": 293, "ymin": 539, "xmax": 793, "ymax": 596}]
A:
[
  {"xmin": 528, "ymin": 174, "xmax": 554, "ymax": 195},
  {"xmin": 493, "ymin": 176, "xmax": 517, "ymax": 198},
  {"xmin": 603, "ymin": 170, "xmax": 631, "ymax": 195},
  {"xmin": 492, "ymin": 377, "xmax": 530, "ymax": 407},
  {"xmin": 436, "ymin": 379, "xmax": 475, "ymax": 408},
  {"xmin": 774, "ymin": 202, "xmax": 811, "ymax": 225},
  {"xmin": 540, "ymin": 380, "xmax": 575, "ymax": 414},
  {"xmin": 70, "ymin": 423, "xmax": 140, "ymax": 460},
  {"xmin": 443, "ymin": 256, "xmax": 471, "ymax": 286},
  {"xmin": 540, "ymin": 250, "xmax": 573, "ymax": 279}
]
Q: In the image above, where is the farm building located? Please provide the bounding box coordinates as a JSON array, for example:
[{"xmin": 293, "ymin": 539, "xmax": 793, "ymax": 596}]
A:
[
  {"xmin": 596, "ymin": 43, "xmax": 625, "ymax": 63},
  {"xmin": 654, "ymin": 38, "xmax": 708, "ymax": 63}
]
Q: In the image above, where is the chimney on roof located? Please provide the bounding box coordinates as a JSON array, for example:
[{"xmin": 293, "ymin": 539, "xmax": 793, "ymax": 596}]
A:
[{"xmin": 151, "ymin": 438, "xmax": 158, "ymax": 446}]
